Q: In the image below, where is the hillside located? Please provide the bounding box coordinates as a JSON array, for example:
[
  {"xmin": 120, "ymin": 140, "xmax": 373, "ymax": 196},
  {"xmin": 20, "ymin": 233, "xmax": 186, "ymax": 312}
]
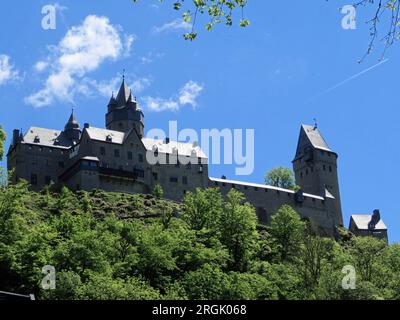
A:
[{"xmin": 0, "ymin": 180, "xmax": 399, "ymax": 300}]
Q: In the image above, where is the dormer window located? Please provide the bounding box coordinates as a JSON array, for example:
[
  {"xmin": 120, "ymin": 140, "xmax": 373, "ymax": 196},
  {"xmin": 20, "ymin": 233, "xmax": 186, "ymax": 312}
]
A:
[
  {"xmin": 106, "ymin": 135, "xmax": 112, "ymax": 142},
  {"xmin": 34, "ymin": 135, "xmax": 40, "ymax": 143}
]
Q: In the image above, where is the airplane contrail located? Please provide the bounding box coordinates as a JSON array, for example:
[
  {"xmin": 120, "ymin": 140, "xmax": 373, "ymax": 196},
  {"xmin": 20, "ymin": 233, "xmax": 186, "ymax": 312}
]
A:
[{"xmin": 307, "ymin": 58, "xmax": 389, "ymax": 102}]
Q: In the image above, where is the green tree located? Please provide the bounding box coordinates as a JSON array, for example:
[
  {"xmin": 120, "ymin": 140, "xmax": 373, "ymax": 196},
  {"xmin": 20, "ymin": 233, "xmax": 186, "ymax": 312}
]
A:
[
  {"xmin": 265, "ymin": 167, "xmax": 296, "ymax": 190},
  {"xmin": 0, "ymin": 126, "xmax": 5, "ymax": 161},
  {"xmin": 219, "ymin": 189, "xmax": 259, "ymax": 271},
  {"xmin": 349, "ymin": 236, "xmax": 387, "ymax": 282},
  {"xmin": 269, "ymin": 205, "xmax": 305, "ymax": 262},
  {"xmin": 182, "ymin": 188, "xmax": 223, "ymax": 231},
  {"xmin": 153, "ymin": 184, "xmax": 164, "ymax": 199},
  {"xmin": 133, "ymin": 0, "xmax": 250, "ymax": 40}
]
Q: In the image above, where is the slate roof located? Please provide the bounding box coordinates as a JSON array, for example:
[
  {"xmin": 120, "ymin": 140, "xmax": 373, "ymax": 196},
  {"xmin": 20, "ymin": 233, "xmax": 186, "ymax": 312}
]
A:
[
  {"xmin": 351, "ymin": 215, "xmax": 387, "ymax": 230},
  {"xmin": 65, "ymin": 110, "xmax": 80, "ymax": 130},
  {"xmin": 23, "ymin": 127, "xmax": 74, "ymax": 149},
  {"xmin": 86, "ymin": 127, "xmax": 126, "ymax": 144},
  {"xmin": 210, "ymin": 177, "xmax": 325, "ymax": 200},
  {"xmin": 116, "ymin": 79, "xmax": 131, "ymax": 106},
  {"xmin": 85, "ymin": 126, "xmax": 208, "ymax": 158},
  {"xmin": 302, "ymin": 125, "xmax": 332, "ymax": 152}
]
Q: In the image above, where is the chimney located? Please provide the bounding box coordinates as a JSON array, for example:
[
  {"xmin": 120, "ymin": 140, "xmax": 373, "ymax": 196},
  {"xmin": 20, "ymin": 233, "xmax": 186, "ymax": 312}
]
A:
[
  {"xmin": 84, "ymin": 123, "xmax": 90, "ymax": 129},
  {"xmin": 13, "ymin": 129, "xmax": 20, "ymax": 146},
  {"xmin": 368, "ymin": 209, "xmax": 381, "ymax": 230},
  {"xmin": 165, "ymin": 137, "xmax": 170, "ymax": 144}
]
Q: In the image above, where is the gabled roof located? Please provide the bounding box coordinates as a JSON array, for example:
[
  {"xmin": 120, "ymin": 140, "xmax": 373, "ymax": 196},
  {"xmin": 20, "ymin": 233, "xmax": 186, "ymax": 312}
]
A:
[
  {"xmin": 351, "ymin": 215, "xmax": 387, "ymax": 230},
  {"xmin": 22, "ymin": 127, "xmax": 73, "ymax": 149}
]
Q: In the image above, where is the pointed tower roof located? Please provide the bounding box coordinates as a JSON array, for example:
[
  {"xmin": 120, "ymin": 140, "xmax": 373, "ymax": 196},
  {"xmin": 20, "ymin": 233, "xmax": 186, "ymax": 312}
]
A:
[
  {"xmin": 116, "ymin": 78, "xmax": 131, "ymax": 106},
  {"xmin": 294, "ymin": 124, "xmax": 334, "ymax": 160},
  {"xmin": 127, "ymin": 90, "xmax": 135, "ymax": 103},
  {"xmin": 65, "ymin": 109, "xmax": 80, "ymax": 131},
  {"xmin": 301, "ymin": 124, "xmax": 331, "ymax": 151},
  {"xmin": 108, "ymin": 92, "xmax": 117, "ymax": 106}
]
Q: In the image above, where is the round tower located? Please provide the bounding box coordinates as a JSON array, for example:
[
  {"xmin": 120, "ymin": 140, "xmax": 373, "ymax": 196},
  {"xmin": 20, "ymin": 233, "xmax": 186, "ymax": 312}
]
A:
[{"xmin": 292, "ymin": 124, "xmax": 343, "ymax": 227}]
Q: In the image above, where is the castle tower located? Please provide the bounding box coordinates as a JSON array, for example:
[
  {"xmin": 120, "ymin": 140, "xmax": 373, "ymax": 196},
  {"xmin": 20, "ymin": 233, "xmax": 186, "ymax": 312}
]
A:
[
  {"xmin": 292, "ymin": 124, "xmax": 343, "ymax": 226},
  {"xmin": 64, "ymin": 109, "xmax": 81, "ymax": 143},
  {"xmin": 105, "ymin": 77, "xmax": 144, "ymax": 137}
]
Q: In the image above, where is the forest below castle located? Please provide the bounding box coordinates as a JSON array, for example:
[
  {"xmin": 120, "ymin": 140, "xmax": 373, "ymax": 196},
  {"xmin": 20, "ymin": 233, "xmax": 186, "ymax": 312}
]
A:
[{"xmin": 0, "ymin": 178, "xmax": 399, "ymax": 300}]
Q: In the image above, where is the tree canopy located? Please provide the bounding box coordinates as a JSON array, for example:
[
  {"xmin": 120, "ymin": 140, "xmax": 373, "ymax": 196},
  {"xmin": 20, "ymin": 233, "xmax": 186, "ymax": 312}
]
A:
[
  {"xmin": 0, "ymin": 126, "xmax": 6, "ymax": 161},
  {"xmin": 0, "ymin": 177, "xmax": 398, "ymax": 300},
  {"xmin": 133, "ymin": 0, "xmax": 400, "ymax": 57},
  {"xmin": 265, "ymin": 167, "xmax": 297, "ymax": 190}
]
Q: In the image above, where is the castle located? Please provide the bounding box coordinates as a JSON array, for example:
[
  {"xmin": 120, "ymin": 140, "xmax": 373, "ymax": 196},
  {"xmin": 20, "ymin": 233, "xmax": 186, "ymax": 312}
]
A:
[{"xmin": 7, "ymin": 78, "xmax": 388, "ymax": 239}]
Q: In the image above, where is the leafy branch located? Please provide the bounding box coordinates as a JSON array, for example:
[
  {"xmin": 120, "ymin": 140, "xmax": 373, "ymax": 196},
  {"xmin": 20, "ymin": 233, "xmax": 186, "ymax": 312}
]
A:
[{"xmin": 133, "ymin": 0, "xmax": 250, "ymax": 40}]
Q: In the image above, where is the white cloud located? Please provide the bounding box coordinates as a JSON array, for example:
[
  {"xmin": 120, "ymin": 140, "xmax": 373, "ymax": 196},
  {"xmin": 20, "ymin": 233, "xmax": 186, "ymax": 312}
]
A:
[
  {"xmin": 34, "ymin": 61, "xmax": 49, "ymax": 72},
  {"xmin": 78, "ymin": 75, "xmax": 152, "ymax": 98},
  {"xmin": 143, "ymin": 80, "xmax": 203, "ymax": 112},
  {"xmin": 0, "ymin": 54, "xmax": 20, "ymax": 85},
  {"xmin": 25, "ymin": 15, "xmax": 135, "ymax": 107},
  {"xmin": 152, "ymin": 18, "xmax": 191, "ymax": 34}
]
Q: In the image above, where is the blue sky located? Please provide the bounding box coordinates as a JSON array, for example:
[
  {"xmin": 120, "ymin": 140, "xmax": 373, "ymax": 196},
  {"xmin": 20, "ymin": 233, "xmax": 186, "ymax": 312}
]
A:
[{"xmin": 0, "ymin": 1, "xmax": 398, "ymax": 243}]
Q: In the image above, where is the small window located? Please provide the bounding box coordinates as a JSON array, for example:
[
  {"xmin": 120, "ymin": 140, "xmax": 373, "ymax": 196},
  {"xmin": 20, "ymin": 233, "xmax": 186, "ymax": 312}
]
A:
[
  {"xmin": 170, "ymin": 177, "xmax": 178, "ymax": 183},
  {"xmin": 31, "ymin": 174, "xmax": 38, "ymax": 186},
  {"xmin": 114, "ymin": 149, "xmax": 120, "ymax": 158},
  {"xmin": 138, "ymin": 154, "xmax": 144, "ymax": 163},
  {"xmin": 329, "ymin": 165, "xmax": 332, "ymax": 172},
  {"xmin": 58, "ymin": 161, "xmax": 64, "ymax": 168},
  {"xmin": 300, "ymin": 172, "xmax": 303, "ymax": 178},
  {"xmin": 323, "ymin": 165, "xmax": 326, "ymax": 171},
  {"xmin": 182, "ymin": 176, "xmax": 188, "ymax": 185},
  {"xmin": 306, "ymin": 169, "xmax": 309, "ymax": 175},
  {"xmin": 100, "ymin": 147, "xmax": 106, "ymax": 156},
  {"xmin": 153, "ymin": 172, "xmax": 158, "ymax": 180},
  {"xmin": 127, "ymin": 151, "xmax": 133, "ymax": 160}
]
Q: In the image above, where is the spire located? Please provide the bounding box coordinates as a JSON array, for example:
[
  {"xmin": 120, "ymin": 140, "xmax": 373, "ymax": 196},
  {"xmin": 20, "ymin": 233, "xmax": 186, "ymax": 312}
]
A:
[
  {"xmin": 127, "ymin": 89, "xmax": 135, "ymax": 103},
  {"xmin": 65, "ymin": 108, "xmax": 80, "ymax": 131},
  {"xmin": 108, "ymin": 91, "xmax": 117, "ymax": 106},
  {"xmin": 116, "ymin": 76, "xmax": 131, "ymax": 106}
]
